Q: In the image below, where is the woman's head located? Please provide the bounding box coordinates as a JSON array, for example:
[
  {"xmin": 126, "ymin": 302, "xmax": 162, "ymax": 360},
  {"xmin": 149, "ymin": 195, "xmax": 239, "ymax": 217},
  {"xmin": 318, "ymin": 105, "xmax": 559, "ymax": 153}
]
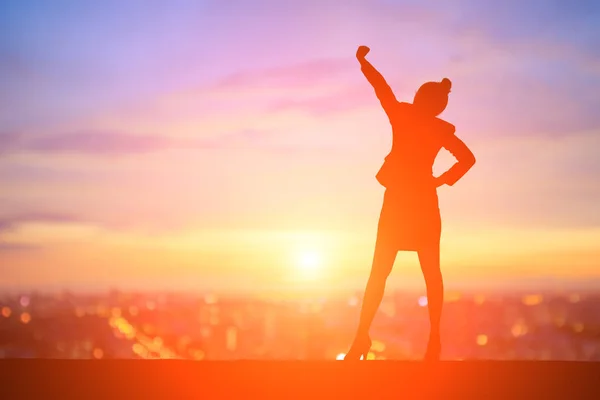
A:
[{"xmin": 413, "ymin": 78, "xmax": 452, "ymax": 117}]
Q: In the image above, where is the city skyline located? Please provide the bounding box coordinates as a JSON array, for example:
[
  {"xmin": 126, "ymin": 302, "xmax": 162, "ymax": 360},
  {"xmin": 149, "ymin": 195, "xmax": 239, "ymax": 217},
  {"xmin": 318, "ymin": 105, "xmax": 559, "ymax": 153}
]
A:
[{"xmin": 1, "ymin": 1, "xmax": 599, "ymax": 290}]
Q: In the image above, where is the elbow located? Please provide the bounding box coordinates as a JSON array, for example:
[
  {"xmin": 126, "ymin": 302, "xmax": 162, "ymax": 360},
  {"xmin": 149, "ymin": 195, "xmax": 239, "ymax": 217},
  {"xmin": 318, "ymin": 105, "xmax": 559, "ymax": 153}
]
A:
[
  {"xmin": 465, "ymin": 153, "xmax": 476, "ymax": 169},
  {"xmin": 455, "ymin": 155, "xmax": 475, "ymax": 173}
]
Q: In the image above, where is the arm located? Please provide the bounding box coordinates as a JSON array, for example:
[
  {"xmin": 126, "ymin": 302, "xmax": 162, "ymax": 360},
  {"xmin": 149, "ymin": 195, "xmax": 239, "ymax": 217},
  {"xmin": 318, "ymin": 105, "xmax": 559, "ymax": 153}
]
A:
[
  {"xmin": 436, "ymin": 132, "xmax": 476, "ymax": 187},
  {"xmin": 356, "ymin": 46, "xmax": 397, "ymax": 118}
]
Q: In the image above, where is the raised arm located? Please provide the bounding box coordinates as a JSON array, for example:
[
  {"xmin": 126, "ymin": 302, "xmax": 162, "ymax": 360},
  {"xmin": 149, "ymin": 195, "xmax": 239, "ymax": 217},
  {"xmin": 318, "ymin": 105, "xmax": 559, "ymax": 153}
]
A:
[
  {"xmin": 436, "ymin": 131, "xmax": 476, "ymax": 187},
  {"xmin": 356, "ymin": 46, "xmax": 397, "ymax": 118}
]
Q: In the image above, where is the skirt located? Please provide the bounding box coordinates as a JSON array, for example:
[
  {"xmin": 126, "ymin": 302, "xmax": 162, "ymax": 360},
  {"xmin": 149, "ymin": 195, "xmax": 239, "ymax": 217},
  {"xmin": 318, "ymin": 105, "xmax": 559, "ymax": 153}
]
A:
[{"xmin": 376, "ymin": 186, "xmax": 441, "ymax": 252}]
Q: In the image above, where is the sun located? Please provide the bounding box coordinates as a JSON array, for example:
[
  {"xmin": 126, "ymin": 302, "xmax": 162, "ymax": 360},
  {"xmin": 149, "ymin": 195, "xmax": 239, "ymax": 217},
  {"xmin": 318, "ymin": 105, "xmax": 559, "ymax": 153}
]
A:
[
  {"xmin": 295, "ymin": 250, "xmax": 322, "ymax": 279},
  {"xmin": 298, "ymin": 250, "xmax": 320, "ymax": 270}
]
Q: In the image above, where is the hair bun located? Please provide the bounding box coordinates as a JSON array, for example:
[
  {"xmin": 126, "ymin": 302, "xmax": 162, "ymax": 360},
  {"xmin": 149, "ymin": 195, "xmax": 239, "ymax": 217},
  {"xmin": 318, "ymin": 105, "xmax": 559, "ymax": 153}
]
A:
[{"xmin": 440, "ymin": 78, "xmax": 452, "ymax": 94}]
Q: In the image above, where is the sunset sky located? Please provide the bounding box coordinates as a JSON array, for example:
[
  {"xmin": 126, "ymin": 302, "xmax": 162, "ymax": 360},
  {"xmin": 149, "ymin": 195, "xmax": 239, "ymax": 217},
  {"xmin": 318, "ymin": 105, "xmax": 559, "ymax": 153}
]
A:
[{"xmin": 1, "ymin": 0, "xmax": 599, "ymax": 292}]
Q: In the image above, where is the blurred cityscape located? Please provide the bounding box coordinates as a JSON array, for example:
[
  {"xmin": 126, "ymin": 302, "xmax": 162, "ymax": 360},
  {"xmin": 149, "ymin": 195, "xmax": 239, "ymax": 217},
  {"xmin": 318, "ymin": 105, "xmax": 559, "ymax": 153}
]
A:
[{"xmin": 1, "ymin": 289, "xmax": 599, "ymax": 361}]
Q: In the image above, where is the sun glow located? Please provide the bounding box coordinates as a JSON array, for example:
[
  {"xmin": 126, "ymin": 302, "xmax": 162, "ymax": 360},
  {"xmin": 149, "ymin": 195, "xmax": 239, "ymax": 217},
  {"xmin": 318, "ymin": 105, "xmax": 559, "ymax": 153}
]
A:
[
  {"xmin": 299, "ymin": 250, "xmax": 320, "ymax": 269},
  {"xmin": 294, "ymin": 250, "xmax": 322, "ymax": 280}
]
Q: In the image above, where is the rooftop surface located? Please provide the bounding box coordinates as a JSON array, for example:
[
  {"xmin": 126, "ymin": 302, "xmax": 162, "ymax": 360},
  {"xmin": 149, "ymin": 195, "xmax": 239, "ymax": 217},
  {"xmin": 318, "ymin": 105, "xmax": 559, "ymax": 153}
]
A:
[{"xmin": 2, "ymin": 360, "xmax": 599, "ymax": 399}]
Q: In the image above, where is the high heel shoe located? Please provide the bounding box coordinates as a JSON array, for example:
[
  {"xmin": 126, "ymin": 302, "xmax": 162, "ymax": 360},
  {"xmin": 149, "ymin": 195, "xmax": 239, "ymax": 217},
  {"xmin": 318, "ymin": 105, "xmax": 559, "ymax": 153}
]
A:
[{"xmin": 343, "ymin": 336, "xmax": 372, "ymax": 360}]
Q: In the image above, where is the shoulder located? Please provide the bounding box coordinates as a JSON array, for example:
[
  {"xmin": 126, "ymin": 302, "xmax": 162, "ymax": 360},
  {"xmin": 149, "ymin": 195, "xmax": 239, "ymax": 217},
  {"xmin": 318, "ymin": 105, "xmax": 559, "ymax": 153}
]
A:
[
  {"xmin": 434, "ymin": 117, "xmax": 456, "ymax": 136},
  {"xmin": 394, "ymin": 101, "xmax": 412, "ymax": 114}
]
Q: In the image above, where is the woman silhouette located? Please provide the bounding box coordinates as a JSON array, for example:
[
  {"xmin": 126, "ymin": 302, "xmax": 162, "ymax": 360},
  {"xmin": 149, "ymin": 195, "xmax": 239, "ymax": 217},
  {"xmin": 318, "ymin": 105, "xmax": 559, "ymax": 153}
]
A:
[{"xmin": 344, "ymin": 46, "xmax": 476, "ymax": 361}]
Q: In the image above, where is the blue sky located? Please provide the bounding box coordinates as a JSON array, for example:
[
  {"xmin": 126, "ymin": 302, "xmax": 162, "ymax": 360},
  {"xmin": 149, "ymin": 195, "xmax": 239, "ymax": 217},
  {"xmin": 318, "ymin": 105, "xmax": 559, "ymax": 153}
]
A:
[{"xmin": 0, "ymin": 0, "xmax": 599, "ymax": 289}]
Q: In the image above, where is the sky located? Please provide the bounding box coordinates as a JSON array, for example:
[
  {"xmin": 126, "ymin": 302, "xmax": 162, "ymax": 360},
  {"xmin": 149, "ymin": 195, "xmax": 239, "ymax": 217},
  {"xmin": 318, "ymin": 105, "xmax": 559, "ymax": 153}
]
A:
[{"xmin": 1, "ymin": 0, "xmax": 599, "ymax": 293}]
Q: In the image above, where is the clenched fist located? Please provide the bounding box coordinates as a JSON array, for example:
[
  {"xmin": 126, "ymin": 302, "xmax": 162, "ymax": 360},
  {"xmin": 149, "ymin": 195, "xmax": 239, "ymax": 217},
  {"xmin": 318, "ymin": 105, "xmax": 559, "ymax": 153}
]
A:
[{"xmin": 356, "ymin": 45, "xmax": 370, "ymax": 60}]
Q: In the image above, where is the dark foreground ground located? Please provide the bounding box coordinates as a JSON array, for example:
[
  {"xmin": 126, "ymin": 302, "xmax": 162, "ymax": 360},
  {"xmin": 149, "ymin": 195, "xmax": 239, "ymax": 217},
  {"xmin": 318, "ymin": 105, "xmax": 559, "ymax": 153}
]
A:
[{"xmin": 1, "ymin": 360, "xmax": 599, "ymax": 399}]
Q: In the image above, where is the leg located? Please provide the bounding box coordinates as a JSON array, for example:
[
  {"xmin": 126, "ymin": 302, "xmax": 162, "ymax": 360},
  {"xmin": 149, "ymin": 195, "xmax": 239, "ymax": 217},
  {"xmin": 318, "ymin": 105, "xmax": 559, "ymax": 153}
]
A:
[
  {"xmin": 356, "ymin": 237, "xmax": 397, "ymax": 339},
  {"xmin": 417, "ymin": 242, "xmax": 443, "ymax": 358},
  {"xmin": 345, "ymin": 238, "xmax": 396, "ymax": 359},
  {"xmin": 344, "ymin": 192, "xmax": 398, "ymax": 360}
]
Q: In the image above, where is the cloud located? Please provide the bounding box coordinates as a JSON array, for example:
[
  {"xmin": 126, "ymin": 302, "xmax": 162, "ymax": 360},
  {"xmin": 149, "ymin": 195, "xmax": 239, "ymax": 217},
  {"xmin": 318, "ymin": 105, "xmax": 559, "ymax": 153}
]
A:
[
  {"xmin": 144, "ymin": 57, "xmax": 359, "ymax": 120},
  {"xmin": 1, "ymin": 131, "xmax": 179, "ymax": 156},
  {"xmin": 450, "ymin": 0, "xmax": 600, "ymax": 57},
  {"xmin": 0, "ymin": 131, "xmax": 25, "ymax": 154},
  {"xmin": 26, "ymin": 131, "xmax": 178, "ymax": 155},
  {"xmin": 0, "ymin": 129, "xmax": 280, "ymax": 156},
  {"xmin": 0, "ymin": 242, "xmax": 42, "ymax": 252},
  {"xmin": 267, "ymin": 85, "xmax": 375, "ymax": 116},
  {"xmin": 0, "ymin": 212, "xmax": 81, "ymax": 233},
  {"xmin": 195, "ymin": 129, "xmax": 274, "ymax": 149},
  {"xmin": 213, "ymin": 57, "xmax": 354, "ymax": 90},
  {"xmin": 0, "ymin": 126, "xmax": 346, "ymax": 157}
]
